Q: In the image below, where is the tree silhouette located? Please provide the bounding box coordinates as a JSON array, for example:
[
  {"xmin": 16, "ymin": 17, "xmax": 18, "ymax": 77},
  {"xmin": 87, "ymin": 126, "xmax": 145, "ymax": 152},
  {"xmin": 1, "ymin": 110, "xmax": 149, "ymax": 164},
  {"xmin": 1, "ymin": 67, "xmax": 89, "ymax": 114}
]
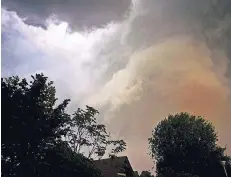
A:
[
  {"xmin": 149, "ymin": 112, "xmax": 231, "ymax": 177},
  {"xmin": 1, "ymin": 74, "xmax": 101, "ymax": 177},
  {"xmin": 66, "ymin": 106, "xmax": 126, "ymax": 159}
]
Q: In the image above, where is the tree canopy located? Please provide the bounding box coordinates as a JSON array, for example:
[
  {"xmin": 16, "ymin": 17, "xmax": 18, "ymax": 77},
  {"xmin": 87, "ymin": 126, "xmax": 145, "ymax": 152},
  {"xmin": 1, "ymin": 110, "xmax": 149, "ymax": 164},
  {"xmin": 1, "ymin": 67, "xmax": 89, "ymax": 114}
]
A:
[
  {"xmin": 149, "ymin": 112, "xmax": 231, "ymax": 177},
  {"xmin": 1, "ymin": 74, "xmax": 125, "ymax": 177}
]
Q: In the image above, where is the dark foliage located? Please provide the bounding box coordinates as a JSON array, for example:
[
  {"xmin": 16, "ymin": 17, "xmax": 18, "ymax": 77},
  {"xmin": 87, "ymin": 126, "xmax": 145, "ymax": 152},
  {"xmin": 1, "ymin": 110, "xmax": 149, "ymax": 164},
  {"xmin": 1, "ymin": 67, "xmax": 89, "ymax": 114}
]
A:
[
  {"xmin": 140, "ymin": 171, "xmax": 155, "ymax": 177},
  {"xmin": 1, "ymin": 74, "xmax": 101, "ymax": 177},
  {"xmin": 149, "ymin": 112, "xmax": 231, "ymax": 177}
]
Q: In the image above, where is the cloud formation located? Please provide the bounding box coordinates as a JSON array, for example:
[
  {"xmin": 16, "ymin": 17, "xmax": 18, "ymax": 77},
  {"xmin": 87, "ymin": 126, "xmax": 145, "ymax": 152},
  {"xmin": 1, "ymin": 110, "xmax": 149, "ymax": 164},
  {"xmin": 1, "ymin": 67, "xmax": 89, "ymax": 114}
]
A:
[
  {"xmin": 2, "ymin": 0, "xmax": 231, "ymax": 172},
  {"xmin": 2, "ymin": 0, "xmax": 131, "ymax": 29}
]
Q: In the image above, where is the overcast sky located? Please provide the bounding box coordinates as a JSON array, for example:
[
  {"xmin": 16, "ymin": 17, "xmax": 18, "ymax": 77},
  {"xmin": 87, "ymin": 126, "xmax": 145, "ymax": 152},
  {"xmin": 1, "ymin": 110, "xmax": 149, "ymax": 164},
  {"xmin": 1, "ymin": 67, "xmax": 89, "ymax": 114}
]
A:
[{"xmin": 2, "ymin": 0, "xmax": 231, "ymax": 172}]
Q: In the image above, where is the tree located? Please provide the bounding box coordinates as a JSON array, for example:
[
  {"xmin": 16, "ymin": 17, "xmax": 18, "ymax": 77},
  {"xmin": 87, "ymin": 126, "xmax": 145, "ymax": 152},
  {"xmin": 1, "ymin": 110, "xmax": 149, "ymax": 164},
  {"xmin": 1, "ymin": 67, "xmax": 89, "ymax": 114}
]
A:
[
  {"xmin": 226, "ymin": 161, "xmax": 231, "ymax": 177},
  {"xmin": 66, "ymin": 106, "xmax": 126, "ymax": 159},
  {"xmin": 140, "ymin": 171, "xmax": 155, "ymax": 177},
  {"xmin": 149, "ymin": 112, "xmax": 231, "ymax": 177},
  {"xmin": 1, "ymin": 74, "xmax": 101, "ymax": 177}
]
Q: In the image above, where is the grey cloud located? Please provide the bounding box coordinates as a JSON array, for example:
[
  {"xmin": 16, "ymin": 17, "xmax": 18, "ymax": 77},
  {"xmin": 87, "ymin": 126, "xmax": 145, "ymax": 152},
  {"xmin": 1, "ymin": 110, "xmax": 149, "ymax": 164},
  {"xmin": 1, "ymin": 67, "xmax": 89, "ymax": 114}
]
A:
[
  {"xmin": 126, "ymin": 0, "xmax": 231, "ymax": 65},
  {"xmin": 2, "ymin": 0, "xmax": 131, "ymax": 29}
]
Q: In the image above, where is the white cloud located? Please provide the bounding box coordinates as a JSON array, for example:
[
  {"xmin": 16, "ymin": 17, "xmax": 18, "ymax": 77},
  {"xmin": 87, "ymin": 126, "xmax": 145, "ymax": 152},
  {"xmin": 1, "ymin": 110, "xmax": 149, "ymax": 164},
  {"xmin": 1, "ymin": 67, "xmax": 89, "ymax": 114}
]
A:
[{"xmin": 1, "ymin": 8, "xmax": 130, "ymax": 105}]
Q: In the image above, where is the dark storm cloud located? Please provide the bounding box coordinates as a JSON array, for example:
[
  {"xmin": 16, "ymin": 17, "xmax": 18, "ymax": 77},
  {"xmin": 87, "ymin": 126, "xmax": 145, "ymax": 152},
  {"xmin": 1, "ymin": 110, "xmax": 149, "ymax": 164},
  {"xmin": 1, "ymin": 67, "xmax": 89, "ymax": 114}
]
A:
[
  {"xmin": 2, "ymin": 0, "xmax": 131, "ymax": 29},
  {"xmin": 127, "ymin": 0, "xmax": 231, "ymax": 45},
  {"xmin": 124, "ymin": 0, "xmax": 231, "ymax": 76},
  {"xmin": 132, "ymin": 0, "xmax": 231, "ymax": 43}
]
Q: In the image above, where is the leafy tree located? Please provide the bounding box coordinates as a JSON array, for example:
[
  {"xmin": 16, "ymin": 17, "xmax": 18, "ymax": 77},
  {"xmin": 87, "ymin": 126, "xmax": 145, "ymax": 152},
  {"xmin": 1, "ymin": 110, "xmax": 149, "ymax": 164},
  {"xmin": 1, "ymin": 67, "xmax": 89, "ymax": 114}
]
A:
[
  {"xmin": 149, "ymin": 112, "xmax": 231, "ymax": 177},
  {"xmin": 140, "ymin": 171, "xmax": 155, "ymax": 177},
  {"xmin": 1, "ymin": 74, "xmax": 101, "ymax": 177},
  {"xmin": 66, "ymin": 106, "xmax": 126, "ymax": 159}
]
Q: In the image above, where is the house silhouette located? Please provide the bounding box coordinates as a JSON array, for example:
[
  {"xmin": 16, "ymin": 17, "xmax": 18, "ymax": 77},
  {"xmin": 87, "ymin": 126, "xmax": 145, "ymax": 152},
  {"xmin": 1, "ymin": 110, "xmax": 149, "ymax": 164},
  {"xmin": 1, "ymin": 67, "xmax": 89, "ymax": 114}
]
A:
[{"xmin": 94, "ymin": 156, "xmax": 136, "ymax": 177}]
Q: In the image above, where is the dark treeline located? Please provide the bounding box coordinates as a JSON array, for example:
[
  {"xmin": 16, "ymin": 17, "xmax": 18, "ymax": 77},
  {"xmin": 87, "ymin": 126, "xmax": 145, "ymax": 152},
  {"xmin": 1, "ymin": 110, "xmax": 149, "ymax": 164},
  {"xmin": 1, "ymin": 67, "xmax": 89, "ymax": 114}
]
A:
[{"xmin": 1, "ymin": 74, "xmax": 126, "ymax": 177}]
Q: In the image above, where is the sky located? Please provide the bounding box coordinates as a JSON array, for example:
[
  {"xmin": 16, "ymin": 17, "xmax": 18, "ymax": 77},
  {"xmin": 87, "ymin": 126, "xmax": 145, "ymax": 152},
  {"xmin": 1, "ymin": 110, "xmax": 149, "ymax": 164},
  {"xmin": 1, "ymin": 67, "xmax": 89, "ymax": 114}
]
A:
[{"xmin": 2, "ymin": 0, "xmax": 231, "ymax": 172}]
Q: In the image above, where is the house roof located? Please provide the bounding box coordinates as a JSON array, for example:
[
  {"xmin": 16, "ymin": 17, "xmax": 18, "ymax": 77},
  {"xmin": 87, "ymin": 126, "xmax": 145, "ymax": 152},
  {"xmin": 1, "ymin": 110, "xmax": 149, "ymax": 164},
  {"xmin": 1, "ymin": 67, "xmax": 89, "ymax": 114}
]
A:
[{"xmin": 94, "ymin": 156, "xmax": 135, "ymax": 177}]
